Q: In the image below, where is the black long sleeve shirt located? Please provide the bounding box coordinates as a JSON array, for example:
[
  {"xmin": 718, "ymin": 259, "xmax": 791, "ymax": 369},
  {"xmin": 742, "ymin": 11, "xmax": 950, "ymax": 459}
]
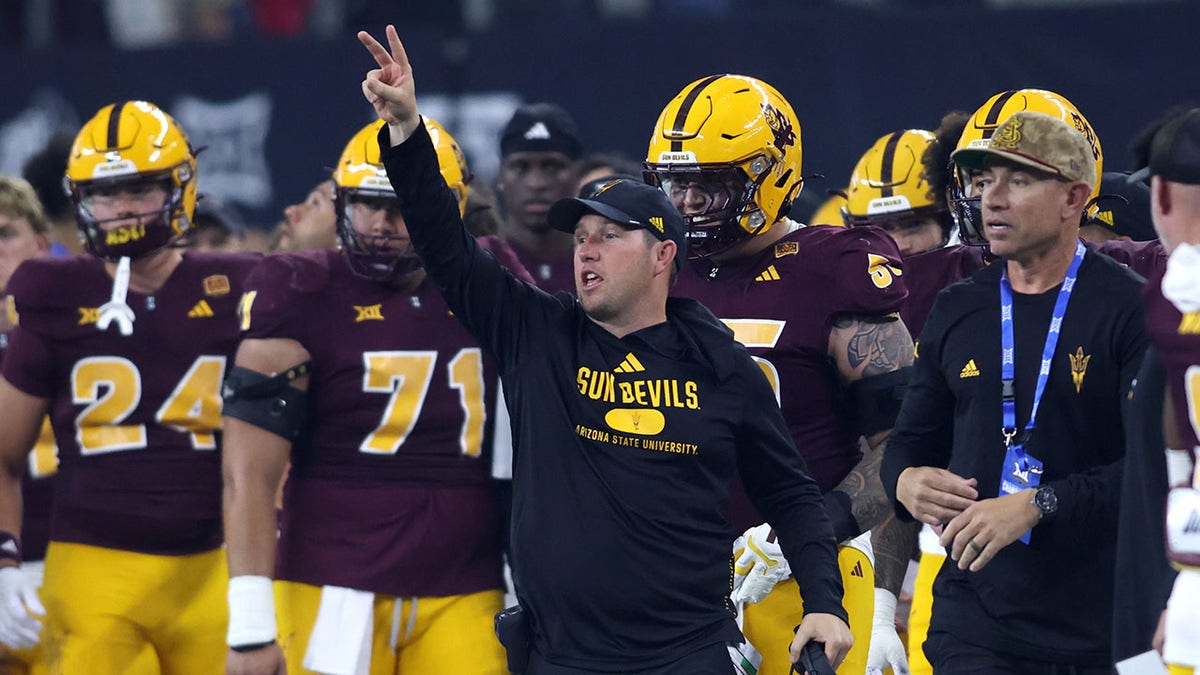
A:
[
  {"xmin": 380, "ymin": 121, "xmax": 846, "ymax": 671},
  {"xmin": 881, "ymin": 250, "xmax": 1145, "ymax": 665},
  {"xmin": 1112, "ymin": 347, "xmax": 1177, "ymax": 663}
]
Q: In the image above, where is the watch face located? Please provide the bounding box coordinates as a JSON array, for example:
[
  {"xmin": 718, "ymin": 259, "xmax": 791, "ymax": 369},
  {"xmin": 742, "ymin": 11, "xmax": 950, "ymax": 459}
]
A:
[{"xmin": 1036, "ymin": 487, "xmax": 1058, "ymax": 514}]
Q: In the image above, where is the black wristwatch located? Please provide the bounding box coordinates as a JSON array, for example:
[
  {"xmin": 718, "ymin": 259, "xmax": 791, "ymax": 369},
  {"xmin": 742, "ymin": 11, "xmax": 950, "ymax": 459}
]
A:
[{"xmin": 1032, "ymin": 485, "xmax": 1058, "ymax": 521}]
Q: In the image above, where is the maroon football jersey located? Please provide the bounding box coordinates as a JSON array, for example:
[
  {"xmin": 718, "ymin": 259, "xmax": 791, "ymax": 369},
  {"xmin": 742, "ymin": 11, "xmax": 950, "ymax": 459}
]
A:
[
  {"xmin": 241, "ymin": 249, "xmax": 503, "ymax": 597},
  {"xmin": 504, "ymin": 238, "xmax": 574, "ymax": 294},
  {"xmin": 1090, "ymin": 239, "xmax": 1167, "ymax": 280},
  {"xmin": 899, "ymin": 245, "xmax": 989, "ymax": 338},
  {"xmin": 2, "ymin": 251, "xmax": 259, "ymax": 555},
  {"xmin": 673, "ymin": 224, "xmax": 907, "ymax": 530},
  {"xmin": 1144, "ymin": 267, "xmax": 1200, "ymax": 461},
  {"xmin": 0, "ymin": 322, "xmax": 56, "ymax": 561}
]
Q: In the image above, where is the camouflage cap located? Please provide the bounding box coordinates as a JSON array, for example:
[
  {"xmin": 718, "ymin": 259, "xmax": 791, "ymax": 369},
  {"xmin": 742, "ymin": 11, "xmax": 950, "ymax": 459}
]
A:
[{"xmin": 951, "ymin": 111, "xmax": 1096, "ymax": 188}]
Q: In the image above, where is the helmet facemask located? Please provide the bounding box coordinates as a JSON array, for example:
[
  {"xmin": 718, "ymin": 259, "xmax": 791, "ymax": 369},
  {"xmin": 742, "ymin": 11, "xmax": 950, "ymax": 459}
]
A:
[
  {"xmin": 947, "ymin": 162, "xmax": 987, "ymax": 246},
  {"xmin": 334, "ymin": 188, "xmax": 421, "ymax": 284},
  {"xmin": 70, "ymin": 168, "xmax": 193, "ymax": 260},
  {"xmin": 645, "ymin": 155, "xmax": 780, "ymax": 260}
]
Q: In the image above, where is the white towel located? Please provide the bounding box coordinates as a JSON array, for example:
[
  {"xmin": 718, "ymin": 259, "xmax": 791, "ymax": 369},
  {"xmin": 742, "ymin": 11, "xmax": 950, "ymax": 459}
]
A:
[
  {"xmin": 302, "ymin": 586, "xmax": 375, "ymax": 675},
  {"xmin": 1162, "ymin": 243, "xmax": 1200, "ymax": 314}
]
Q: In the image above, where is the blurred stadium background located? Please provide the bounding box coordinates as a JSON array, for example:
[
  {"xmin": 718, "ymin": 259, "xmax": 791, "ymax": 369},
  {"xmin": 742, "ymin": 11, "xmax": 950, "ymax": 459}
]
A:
[{"xmin": 2, "ymin": 0, "xmax": 1197, "ymax": 228}]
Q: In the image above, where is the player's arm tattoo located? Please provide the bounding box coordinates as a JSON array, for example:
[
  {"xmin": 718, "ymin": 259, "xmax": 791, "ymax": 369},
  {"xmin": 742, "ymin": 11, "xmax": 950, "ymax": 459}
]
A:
[
  {"xmin": 832, "ymin": 428, "xmax": 891, "ymax": 533},
  {"xmin": 871, "ymin": 516, "xmax": 921, "ymax": 596},
  {"xmin": 827, "ymin": 313, "xmax": 915, "ymax": 534},
  {"xmin": 829, "ymin": 313, "xmax": 915, "ymax": 382}
]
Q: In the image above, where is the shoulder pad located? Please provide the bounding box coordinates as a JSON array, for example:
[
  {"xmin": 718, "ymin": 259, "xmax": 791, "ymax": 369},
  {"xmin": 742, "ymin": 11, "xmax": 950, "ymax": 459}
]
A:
[
  {"xmin": 805, "ymin": 225, "xmax": 908, "ymax": 316},
  {"xmin": 247, "ymin": 250, "xmax": 335, "ymax": 296},
  {"xmin": 1090, "ymin": 239, "xmax": 1167, "ymax": 280},
  {"xmin": 8, "ymin": 256, "xmax": 106, "ymax": 313},
  {"xmin": 241, "ymin": 251, "xmax": 335, "ymax": 338}
]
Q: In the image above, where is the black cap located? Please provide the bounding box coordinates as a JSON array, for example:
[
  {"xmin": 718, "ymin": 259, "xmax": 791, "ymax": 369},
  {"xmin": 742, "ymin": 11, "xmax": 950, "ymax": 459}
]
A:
[
  {"xmin": 1087, "ymin": 172, "xmax": 1155, "ymax": 241},
  {"xmin": 547, "ymin": 178, "xmax": 685, "ymax": 269},
  {"xmin": 1130, "ymin": 107, "xmax": 1200, "ymax": 185},
  {"xmin": 499, "ymin": 103, "xmax": 582, "ymax": 160}
]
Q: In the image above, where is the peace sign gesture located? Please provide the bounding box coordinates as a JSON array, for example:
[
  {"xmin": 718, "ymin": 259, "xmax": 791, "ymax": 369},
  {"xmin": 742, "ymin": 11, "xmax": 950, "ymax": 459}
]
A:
[{"xmin": 357, "ymin": 25, "xmax": 421, "ymax": 144}]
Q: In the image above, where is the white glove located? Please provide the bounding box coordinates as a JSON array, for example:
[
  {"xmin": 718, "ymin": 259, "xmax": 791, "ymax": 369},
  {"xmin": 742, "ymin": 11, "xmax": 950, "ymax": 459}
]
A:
[
  {"xmin": 1164, "ymin": 569, "xmax": 1200, "ymax": 667},
  {"xmin": 731, "ymin": 524, "xmax": 790, "ymax": 605},
  {"xmin": 867, "ymin": 589, "xmax": 909, "ymax": 674},
  {"xmin": 0, "ymin": 565, "xmax": 45, "ymax": 650}
]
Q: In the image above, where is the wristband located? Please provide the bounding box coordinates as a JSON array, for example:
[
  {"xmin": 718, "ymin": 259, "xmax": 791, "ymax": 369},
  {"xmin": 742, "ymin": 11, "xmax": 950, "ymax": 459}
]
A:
[
  {"xmin": 0, "ymin": 532, "xmax": 22, "ymax": 565},
  {"xmin": 1166, "ymin": 448, "xmax": 1195, "ymax": 487},
  {"xmin": 227, "ymin": 575, "xmax": 276, "ymax": 648}
]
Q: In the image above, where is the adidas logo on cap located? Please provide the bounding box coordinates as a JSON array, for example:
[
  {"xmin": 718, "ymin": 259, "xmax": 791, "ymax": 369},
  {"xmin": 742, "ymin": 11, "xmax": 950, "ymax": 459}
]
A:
[{"xmin": 524, "ymin": 122, "xmax": 551, "ymax": 140}]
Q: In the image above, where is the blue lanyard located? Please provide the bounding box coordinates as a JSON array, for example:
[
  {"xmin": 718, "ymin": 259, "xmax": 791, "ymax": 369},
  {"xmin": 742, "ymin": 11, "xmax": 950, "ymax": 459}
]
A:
[{"xmin": 999, "ymin": 241, "xmax": 1086, "ymax": 463}]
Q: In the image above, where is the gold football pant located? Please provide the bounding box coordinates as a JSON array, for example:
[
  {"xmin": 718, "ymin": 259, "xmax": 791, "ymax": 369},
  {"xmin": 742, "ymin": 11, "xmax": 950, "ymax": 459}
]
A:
[
  {"xmin": 41, "ymin": 542, "xmax": 226, "ymax": 675},
  {"xmin": 907, "ymin": 550, "xmax": 944, "ymax": 675},
  {"xmin": 741, "ymin": 541, "xmax": 874, "ymax": 675},
  {"xmin": 275, "ymin": 580, "xmax": 507, "ymax": 675}
]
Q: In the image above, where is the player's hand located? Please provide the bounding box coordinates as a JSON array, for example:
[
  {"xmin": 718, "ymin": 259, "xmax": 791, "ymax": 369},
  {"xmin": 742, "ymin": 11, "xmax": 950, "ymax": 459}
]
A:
[
  {"xmin": 790, "ymin": 613, "xmax": 853, "ymax": 671},
  {"xmin": 940, "ymin": 489, "xmax": 1040, "ymax": 572},
  {"xmin": 731, "ymin": 524, "xmax": 790, "ymax": 605},
  {"xmin": 226, "ymin": 643, "xmax": 286, "ymax": 675},
  {"xmin": 895, "ymin": 466, "xmax": 978, "ymax": 526},
  {"xmin": 357, "ymin": 25, "xmax": 421, "ymax": 143},
  {"xmin": 866, "ymin": 589, "xmax": 909, "ymax": 674},
  {"xmin": 0, "ymin": 565, "xmax": 44, "ymax": 650}
]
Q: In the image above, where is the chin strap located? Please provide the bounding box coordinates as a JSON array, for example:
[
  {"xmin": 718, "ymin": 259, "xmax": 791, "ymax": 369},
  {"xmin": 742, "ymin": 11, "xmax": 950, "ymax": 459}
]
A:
[{"xmin": 97, "ymin": 256, "xmax": 135, "ymax": 336}]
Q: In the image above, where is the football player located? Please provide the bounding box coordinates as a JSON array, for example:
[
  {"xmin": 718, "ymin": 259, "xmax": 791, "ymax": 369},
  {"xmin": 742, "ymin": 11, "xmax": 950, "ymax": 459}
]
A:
[
  {"xmin": 645, "ymin": 75, "xmax": 913, "ymax": 675},
  {"xmin": 495, "ymin": 103, "xmax": 582, "ymax": 294},
  {"xmin": 223, "ymin": 118, "xmax": 526, "ymax": 675},
  {"xmin": 0, "ymin": 176, "xmax": 55, "ymax": 675},
  {"xmin": 0, "ymin": 100, "xmax": 259, "ymax": 673},
  {"xmin": 1133, "ymin": 107, "xmax": 1200, "ymax": 675},
  {"xmin": 841, "ymin": 127, "xmax": 988, "ymax": 675},
  {"xmin": 275, "ymin": 179, "xmax": 337, "ymax": 253}
]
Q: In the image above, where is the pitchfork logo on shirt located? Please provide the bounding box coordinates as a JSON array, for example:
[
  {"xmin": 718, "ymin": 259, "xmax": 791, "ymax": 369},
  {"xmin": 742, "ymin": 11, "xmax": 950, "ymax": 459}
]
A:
[{"xmin": 1069, "ymin": 346, "xmax": 1091, "ymax": 393}]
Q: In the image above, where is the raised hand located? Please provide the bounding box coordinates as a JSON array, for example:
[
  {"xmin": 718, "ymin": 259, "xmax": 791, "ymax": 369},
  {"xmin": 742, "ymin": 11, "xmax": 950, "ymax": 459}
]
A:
[{"xmin": 357, "ymin": 25, "xmax": 421, "ymax": 144}]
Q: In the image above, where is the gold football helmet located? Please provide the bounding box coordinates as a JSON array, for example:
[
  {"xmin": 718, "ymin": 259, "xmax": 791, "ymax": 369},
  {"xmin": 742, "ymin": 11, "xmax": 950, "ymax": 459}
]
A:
[
  {"xmin": 644, "ymin": 75, "xmax": 803, "ymax": 259},
  {"xmin": 843, "ymin": 129, "xmax": 950, "ymax": 237},
  {"xmin": 810, "ymin": 192, "xmax": 848, "ymax": 227},
  {"xmin": 427, "ymin": 118, "xmax": 471, "ymax": 218},
  {"xmin": 951, "ymin": 89, "xmax": 1103, "ymax": 244},
  {"xmin": 65, "ymin": 101, "xmax": 197, "ymax": 260},
  {"xmin": 333, "ymin": 117, "xmax": 470, "ymax": 280}
]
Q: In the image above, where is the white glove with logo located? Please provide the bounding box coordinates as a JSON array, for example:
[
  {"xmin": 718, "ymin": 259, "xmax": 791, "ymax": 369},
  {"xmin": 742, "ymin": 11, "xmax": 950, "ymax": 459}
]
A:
[
  {"xmin": 731, "ymin": 524, "xmax": 790, "ymax": 605},
  {"xmin": 0, "ymin": 565, "xmax": 45, "ymax": 650},
  {"xmin": 867, "ymin": 588, "xmax": 909, "ymax": 674}
]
